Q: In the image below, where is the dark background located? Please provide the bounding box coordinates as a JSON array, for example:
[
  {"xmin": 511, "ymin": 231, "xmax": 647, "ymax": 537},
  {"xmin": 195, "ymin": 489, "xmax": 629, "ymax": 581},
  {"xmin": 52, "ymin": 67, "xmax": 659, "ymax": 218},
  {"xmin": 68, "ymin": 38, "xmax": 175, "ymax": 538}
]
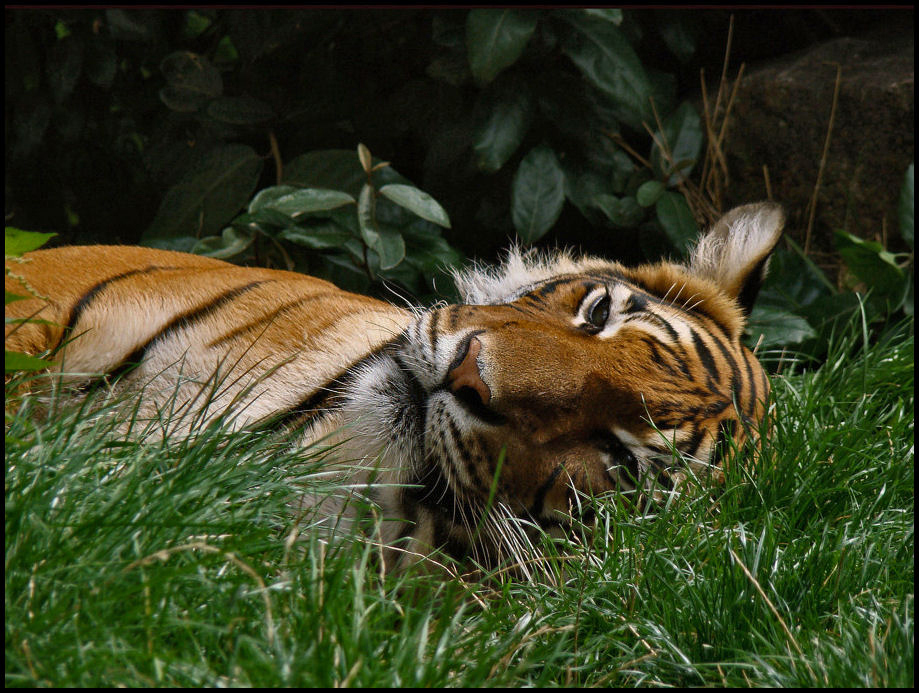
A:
[{"xmin": 6, "ymin": 9, "xmax": 910, "ymax": 263}]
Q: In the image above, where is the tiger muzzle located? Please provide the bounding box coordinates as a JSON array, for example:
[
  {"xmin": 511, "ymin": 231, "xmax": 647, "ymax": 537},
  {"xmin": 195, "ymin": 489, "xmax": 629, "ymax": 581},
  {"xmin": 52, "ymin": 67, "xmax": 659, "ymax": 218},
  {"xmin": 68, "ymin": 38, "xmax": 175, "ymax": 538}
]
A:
[
  {"xmin": 445, "ymin": 332, "xmax": 508, "ymax": 425},
  {"xmin": 446, "ymin": 333, "xmax": 491, "ymax": 406}
]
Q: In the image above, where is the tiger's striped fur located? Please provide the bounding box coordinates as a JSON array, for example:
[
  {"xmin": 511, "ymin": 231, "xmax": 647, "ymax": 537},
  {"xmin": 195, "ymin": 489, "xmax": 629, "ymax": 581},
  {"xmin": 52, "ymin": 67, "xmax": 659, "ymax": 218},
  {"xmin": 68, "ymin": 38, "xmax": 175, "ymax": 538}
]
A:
[{"xmin": 5, "ymin": 202, "xmax": 784, "ymax": 571}]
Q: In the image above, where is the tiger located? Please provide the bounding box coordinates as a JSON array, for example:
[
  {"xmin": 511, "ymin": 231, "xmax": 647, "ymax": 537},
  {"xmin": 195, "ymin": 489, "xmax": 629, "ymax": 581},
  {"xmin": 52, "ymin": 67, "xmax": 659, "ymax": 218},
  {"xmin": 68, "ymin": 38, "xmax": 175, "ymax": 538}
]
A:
[{"xmin": 5, "ymin": 202, "xmax": 784, "ymax": 572}]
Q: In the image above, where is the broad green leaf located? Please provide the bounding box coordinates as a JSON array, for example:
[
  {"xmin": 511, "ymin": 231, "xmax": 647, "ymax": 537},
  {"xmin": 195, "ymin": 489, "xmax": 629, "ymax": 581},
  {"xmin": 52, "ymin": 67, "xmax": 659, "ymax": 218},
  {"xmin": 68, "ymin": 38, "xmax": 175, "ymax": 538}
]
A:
[
  {"xmin": 466, "ymin": 10, "xmax": 538, "ymax": 85},
  {"xmin": 158, "ymin": 51, "xmax": 222, "ymax": 112},
  {"xmin": 757, "ymin": 242, "xmax": 835, "ymax": 312},
  {"xmin": 54, "ymin": 20, "xmax": 71, "ymax": 40},
  {"xmin": 5, "ymin": 228, "xmax": 56, "ymax": 257},
  {"xmin": 340, "ymin": 237, "xmax": 369, "ymax": 265},
  {"xmin": 215, "ymin": 35, "xmax": 239, "ymax": 65},
  {"xmin": 378, "ymin": 184, "xmax": 451, "ymax": 228},
  {"xmin": 745, "ymin": 306, "xmax": 816, "ymax": 349},
  {"xmin": 899, "ymin": 163, "xmax": 913, "ymax": 250},
  {"xmin": 399, "ymin": 218, "xmax": 449, "ymax": 244},
  {"xmin": 651, "ymin": 101, "xmax": 703, "ymax": 185},
  {"xmin": 357, "ymin": 183, "xmax": 377, "ymax": 249},
  {"xmin": 582, "ymin": 9, "xmax": 623, "ymax": 25},
  {"xmin": 319, "ymin": 252, "xmax": 372, "ymax": 294},
  {"xmin": 374, "ymin": 193, "xmax": 416, "ymax": 229},
  {"xmin": 646, "ymin": 67, "xmax": 677, "ymax": 118},
  {"xmin": 142, "ymin": 236, "xmax": 199, "ymax": 253},
  {"xmin": 511, "ymin": 146, "xmax": 565, "ymax": 244},
  {"xmin": 248, "ymin": 185, "xmax": 300, "ymax": 213},
  {"xmin": 84, "ymin": 40, "xmax": 117, "ymax": 89},
  {"xmin": 594, "ymin": 194, "xmax": 643, "ymax": 228},
  {"xmin": 206, "ymin": 96, "xmax": 275, "ymax": 125},
  {"xmin": 235, "ymin": 209, "xmax": 296, "ymax": 231},
  {"xmin": 46, "ymin": 35, "xmax": 83, "ymax": 105},
  {"xmin": 372, "ymin": 226, "xmax": 406, "ymax": 271},
  {"xmin": 655, "ymin": 191, "xmax": 697, "ymax": 255},
  {"xmin": 401, "ymin": 220, "xmax": 465, "ymax": 274},
  {"xmin": 105, "ymin": 9, "xmax": 156, "ymax": 42},
  {"xmin": 183, "ymin": 10, "xmax": 212, "ymax": 39},
  {"xmin": 143, "ymin": 144, "xmax": 263, "ymax": 242},
  {"xmin": 558, "ymin": 11, "xmax": 654, "ymax": 130},
  {"xmin": 835, "ymin": 230, "xmax": 905, "ymax": 300},
  {"xmin": 563, "ymin": 168, "xmax": 613, "ymax": 219},
  {"xmin": 328, "ymin": 206, "xmax": 361, "ymax": 237},
  {"xmin": 472, "ymin": 85, "xmax": 532, "ymax": 173},
  {"xmin": 284, "ymin": 150, "xmax": 410, "ymax": 197},
  {"xmin": 193, "ymin": 226, "xmax": 254, "ymax": 259},
  {"xmin": 279, "ymin": 223, "xmax": 353, "ymax": 250},
  {"xmin": 658, "ymin": 12, "xmax": 698, "ymax": 63},
  {"xmin": 5, "ymin": 350, "xmax": 55, "ymax": 373},
  {"xmin": 609, "ymin": 150, "xmax": 637, "ymax": 194},
  {"xmin": 795, "ymin": 291, "xmax": 864, "ymax": 345},
  {"xmin": 636, "ymin": 180, "xmax": 665, "ymax": 207},
  {"xmin": 262, "ymin": 188, "xmax": 355, "ymax": 218},
  {"xmin": 356, "ymin": 184, "xmax": 405, "ymax": 269}
]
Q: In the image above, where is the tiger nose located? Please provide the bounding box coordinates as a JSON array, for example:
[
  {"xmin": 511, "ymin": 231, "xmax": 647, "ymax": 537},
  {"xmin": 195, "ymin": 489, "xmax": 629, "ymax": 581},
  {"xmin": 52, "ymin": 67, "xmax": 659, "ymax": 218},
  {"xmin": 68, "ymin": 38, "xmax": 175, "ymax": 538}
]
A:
[{"xmin": 447, "ymin": 335, "xmax": 491, "ymax": 406}]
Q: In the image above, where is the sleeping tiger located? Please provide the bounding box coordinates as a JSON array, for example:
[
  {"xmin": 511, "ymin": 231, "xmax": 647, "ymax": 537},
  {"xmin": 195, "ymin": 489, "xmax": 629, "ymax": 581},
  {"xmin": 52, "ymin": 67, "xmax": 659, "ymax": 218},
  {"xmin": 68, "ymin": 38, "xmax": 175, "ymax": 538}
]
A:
[{"xmin": 5, "ymin": 202, "xmax": 783, "ymax": 571}]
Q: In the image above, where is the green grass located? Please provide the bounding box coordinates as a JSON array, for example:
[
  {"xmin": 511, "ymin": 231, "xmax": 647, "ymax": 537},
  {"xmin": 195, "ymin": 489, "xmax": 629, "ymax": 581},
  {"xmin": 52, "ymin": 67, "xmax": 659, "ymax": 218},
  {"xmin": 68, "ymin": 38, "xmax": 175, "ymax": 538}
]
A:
[{"xmin": 5, "ymin": 321, "xmax": 914, "ymax": 687}]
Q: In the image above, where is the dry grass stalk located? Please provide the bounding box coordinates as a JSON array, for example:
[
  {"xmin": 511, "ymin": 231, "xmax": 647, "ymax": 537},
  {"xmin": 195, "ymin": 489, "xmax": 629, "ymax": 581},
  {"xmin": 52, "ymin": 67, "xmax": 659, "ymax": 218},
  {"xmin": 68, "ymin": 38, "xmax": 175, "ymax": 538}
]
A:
[
  {"xmin": 606, "ymin": 15, "xmax": 747, "ymax": 232},
  {"xmin": 804, "ymin": 63, "xmax": 843, "ymax": 255}
]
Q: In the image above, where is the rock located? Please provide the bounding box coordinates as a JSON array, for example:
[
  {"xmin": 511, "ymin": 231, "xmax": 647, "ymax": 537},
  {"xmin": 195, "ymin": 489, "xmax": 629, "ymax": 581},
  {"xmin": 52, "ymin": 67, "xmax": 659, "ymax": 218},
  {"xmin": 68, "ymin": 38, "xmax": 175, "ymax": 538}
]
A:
[{"xmin": 721, "ymin": 31, "xmax": 913, "ymax": 276}]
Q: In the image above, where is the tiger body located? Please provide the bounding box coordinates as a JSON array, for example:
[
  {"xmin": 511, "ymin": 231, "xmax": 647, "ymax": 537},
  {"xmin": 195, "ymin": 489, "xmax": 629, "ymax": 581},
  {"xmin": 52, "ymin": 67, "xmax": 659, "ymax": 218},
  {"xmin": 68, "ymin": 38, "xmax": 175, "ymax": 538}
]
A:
[{"xmin": 5, "ymin": 203, "xmax": 785, "ymax": 570}]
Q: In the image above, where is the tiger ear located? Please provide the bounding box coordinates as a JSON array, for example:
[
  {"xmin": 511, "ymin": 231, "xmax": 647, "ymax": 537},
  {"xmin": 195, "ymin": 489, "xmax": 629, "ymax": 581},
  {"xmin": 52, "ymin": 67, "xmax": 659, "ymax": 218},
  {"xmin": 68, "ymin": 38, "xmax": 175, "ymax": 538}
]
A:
[{"xmin": 687, "ymin": 202, "xmax": 785, "ymax": 315}]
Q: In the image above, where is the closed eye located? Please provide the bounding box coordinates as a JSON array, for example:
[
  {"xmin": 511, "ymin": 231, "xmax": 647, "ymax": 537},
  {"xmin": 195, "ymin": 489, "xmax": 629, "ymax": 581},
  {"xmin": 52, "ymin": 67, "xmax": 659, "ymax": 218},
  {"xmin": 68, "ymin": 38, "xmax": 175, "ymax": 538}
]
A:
[{"xmin": 593, "ymin": 431, "xmax": 640, "ymax": 483}]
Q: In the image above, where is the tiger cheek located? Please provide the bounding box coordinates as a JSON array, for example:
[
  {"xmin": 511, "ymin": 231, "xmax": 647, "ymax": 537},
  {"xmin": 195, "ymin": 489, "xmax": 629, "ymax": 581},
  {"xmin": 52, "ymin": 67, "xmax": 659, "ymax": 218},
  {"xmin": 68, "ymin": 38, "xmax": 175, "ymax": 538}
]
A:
[{"xmin": 501, "ymin": 438, "xmax": 619, "ymax": 514}]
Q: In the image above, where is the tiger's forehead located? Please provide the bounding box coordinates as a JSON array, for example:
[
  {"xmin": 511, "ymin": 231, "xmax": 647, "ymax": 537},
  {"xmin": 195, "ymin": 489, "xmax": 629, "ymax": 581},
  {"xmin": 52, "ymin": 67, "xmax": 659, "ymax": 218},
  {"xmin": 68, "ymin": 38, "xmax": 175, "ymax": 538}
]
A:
[
  {"xmin": 512, "ymin": 272, "xmax": 690, "ymax": 315},
  {"xmin": 505, "ymin": 272, "xmax": 743, "ymax": 353},
  {"xmin": 507, "ymin": 271, "xmax": 620, "ymax": 301}
]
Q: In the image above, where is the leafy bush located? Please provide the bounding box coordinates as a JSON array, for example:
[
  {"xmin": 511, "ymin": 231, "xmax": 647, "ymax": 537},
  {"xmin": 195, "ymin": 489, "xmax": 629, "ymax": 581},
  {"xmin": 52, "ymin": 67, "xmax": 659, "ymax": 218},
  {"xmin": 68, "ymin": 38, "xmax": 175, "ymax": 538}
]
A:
[
  {"xmin": 5, "ymin": 9, "xmax": 912, "ymax": 351},
  {"xmin": 5, "ymin": 10, "xmax": 709, "ymax": 281},
  {"xmin": 147, "ymin": 143, "xmax": 463, "ymax": 301},
  {"xmin": 746, "ymin": 163, "xmax": 914, "ymax": 363},
  {"xmin": 435, "ymin": 9, "xmax": 707, "ymax": 256}
]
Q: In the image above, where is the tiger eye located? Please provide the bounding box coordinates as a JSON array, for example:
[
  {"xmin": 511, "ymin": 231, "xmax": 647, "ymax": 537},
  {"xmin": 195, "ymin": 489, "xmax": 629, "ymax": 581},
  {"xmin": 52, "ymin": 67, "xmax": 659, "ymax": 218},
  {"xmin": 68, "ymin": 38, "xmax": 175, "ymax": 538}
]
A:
[{"xmin": 587, "ymin": 293, "xmax": 611, "ymax": 328}]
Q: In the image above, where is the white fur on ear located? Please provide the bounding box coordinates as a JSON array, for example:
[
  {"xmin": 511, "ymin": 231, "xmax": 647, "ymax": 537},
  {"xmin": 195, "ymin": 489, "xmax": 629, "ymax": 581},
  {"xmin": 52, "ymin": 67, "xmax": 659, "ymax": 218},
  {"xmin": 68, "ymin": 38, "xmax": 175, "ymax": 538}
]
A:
[{"xmin": 688, "ymin": 202, "xmax": 785, "ymax": 312}]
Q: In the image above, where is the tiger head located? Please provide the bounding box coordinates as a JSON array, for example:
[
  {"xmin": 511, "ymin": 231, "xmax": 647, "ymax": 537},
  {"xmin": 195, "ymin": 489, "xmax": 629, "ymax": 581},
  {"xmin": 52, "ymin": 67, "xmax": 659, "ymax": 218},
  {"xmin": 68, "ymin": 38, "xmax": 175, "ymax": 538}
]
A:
[{"xmin": 343, "ymin": 203, "xmax": 784, "ymax": 565}]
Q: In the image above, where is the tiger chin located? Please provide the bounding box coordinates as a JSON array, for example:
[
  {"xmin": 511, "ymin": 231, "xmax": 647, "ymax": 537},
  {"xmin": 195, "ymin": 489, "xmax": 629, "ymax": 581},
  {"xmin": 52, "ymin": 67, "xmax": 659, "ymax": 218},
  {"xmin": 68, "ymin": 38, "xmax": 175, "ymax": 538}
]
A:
[{"xmin": 6, "ymin": 202, "xmax": 784, "ymax": 574}]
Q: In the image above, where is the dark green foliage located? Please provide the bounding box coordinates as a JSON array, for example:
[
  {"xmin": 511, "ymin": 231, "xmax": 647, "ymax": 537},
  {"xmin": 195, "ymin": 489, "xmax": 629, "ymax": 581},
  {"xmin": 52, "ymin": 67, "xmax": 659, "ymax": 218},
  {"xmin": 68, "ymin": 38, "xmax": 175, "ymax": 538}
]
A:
[
  {"xmin": 3, "ymin": 8, "xmax": 912, "ymax": 349},
  {"xmin": 184, "ymin": 145, "xmax": 463, "ymax": 302},
  {"xmin": 747, "ymin": 164, "xmax": 914, "ymax": 360},
  {"xmin": 5, "ymin": 9, "xmax": 707, "ymax": 280}
]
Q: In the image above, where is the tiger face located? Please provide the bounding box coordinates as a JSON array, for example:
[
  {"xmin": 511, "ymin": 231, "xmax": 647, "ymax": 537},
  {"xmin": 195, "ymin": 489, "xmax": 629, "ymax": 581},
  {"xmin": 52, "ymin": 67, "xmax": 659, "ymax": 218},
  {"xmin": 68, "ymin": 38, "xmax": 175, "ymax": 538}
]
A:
[
  {"xmin": 401, "ymin": 272, "xmax": 765, "ymax": 519},
  {"xmin": 313, "ymin": 203, "xmax": 784, "ymax": 566},
  {"xmin": 5, "ymin": 203, "xmax": 784, "ymax": 572}
]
